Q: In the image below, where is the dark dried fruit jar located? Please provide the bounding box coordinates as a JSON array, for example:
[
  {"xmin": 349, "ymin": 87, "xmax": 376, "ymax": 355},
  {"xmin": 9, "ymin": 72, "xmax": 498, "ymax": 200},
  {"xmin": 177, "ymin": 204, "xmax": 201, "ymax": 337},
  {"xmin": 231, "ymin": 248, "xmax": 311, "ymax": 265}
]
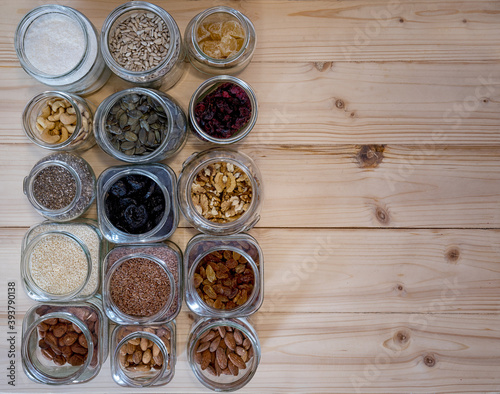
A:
[
  {"xmin": 184, "ymin": 6, "xmax": 256, "ymax": 75},
  {"xmin": 94, "ymin": 87, "xmax": 187, "ymax": 164},
  {"xmin": 189, "ymin": 75, "xmax": 258, "ymax": 144},
  {"xmin": 185, "ymin": 233, "xmax": 263, "ymax": 318},
  {"xmin": 187, "ymin": 317, "xmax": 261, "ymax": 391},
  {"xmin": 97, "ymin": 164, "xmax": 178, "ymax": 243},
  {"xmin": 21, "ymin": 298, "xmax": 108, "ymax": 385},
  {"xmin": 110, "ymin": 323, "xmax": 176, "ymax": 387},
  {"xmin": 102, "ymin": 242, "xmax": 182, "ymax": 324},
  {"xmin": 177, "ymin": 148, "xmax": 263, "ymax": 235}
]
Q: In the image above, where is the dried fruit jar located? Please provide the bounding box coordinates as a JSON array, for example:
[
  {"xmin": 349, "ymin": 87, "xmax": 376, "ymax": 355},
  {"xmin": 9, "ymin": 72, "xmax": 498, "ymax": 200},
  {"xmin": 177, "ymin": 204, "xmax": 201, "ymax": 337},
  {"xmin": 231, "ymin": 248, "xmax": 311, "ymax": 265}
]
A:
[
  {"xmin": 23, "ymin": 91, "xmax": 95, "ymax": 152},
  {"xmin": 189, "ymin": 75, "xmax": 258, "ymax": 144},
  {"xmin": 184, "ymin": 6, "xmax": 256, "ymax": 75},
  {"xmin": 21, "ymin": 220, "xmax": 106, "ymax": 302},
  {"xmin": 185, "ymin": 233, "xmax": 263, "ymax": 317},
  {"xmin": 187, "ymin": 317, "xmax": 261, "ymax": 391},
  {"xmin": 110, "ymin": 323, "xmax": 176, "ymax": 387},
  {"xmin": 94, "ymin": 87, "xmax": 187, "ymax": 164},
  {"xmin": 21, "ymin": 298, "xmax": 108, "ymax": 385},
  {"xmin": 23, "ymin": 153, "xmax": 96, "ymax": 222},
  {"xmin": 177, "ymin": 148, "xmax": 263, "ymax": 235},
  {"xmin": 101, "ymin": 1, "xmax": 186, "ymax": 90},
  {"xmin": 97, "ymin": 164, "xmax": 179, "ymax": 243},
  {"xmin": 15, "ymin": 5, "xmax": 110, "ymax": 95},
  {"xmin": 102, "ymin": 242, "xmax": 182, "ymax": 324}
]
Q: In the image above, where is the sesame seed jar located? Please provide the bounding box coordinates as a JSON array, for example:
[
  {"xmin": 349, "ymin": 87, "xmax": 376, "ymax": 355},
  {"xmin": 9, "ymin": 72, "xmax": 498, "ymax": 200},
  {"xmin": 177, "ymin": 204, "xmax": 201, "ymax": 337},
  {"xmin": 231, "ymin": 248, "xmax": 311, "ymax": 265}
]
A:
[
  {"xmin": 177, "ymin": 148, "xmax": 263, "ymax": 235},
  {"xmin": 187, "ymin": 317, "xmax": 261, "ymax": 391},
  {"xmin": 101, "ymin": 1, "xmax": 186, "ymax": 90},
  {"xmin": 110, "ymin": 323, "xmax": 176, "ymax": 387},
  {"xmin": 20, "ymin": 220, "xmax": 106, "ymax": 302},
  {"xmin": 185, "ymin": 6, "xmax": 257, "ymax": 75},
  {"xmin": 102, "ymin": 242, "xmax": 182, "ymax": 324},
  {"xmin": 185, "ymin": 234, "xmax": 264, "ymax": 318},
  {"xmin": 15, "ymin": 5, "xmax": 110, "ymax": 95},
  {"xmin": 21, "ymin": 299, "xmax": 108, "ymax": 385},
  {"xmin": 96, "ymin": 164, "xmax": 179, "ymax": 243},
  {"xmin": 22, "ymin": 91, "xmax": 95, "ymax": 152}
]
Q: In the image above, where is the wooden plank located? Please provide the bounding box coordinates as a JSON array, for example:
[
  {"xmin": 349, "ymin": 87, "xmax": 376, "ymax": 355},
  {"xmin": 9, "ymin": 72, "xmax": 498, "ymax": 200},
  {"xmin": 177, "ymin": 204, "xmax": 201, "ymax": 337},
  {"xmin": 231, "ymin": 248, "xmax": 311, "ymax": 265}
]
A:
[
  {"xmin": 1, "ymin": 144, "xmax": 500, "ymax": 228},
  {"xmin": 2, "ymin": 62, "xmax": 500, "ymax": 145},
  {"xmin": 0, "ymin": 308, "xmax": 498, "ymax": 393},
  {"xmin": 2, "ymin": 227, "xmax": 500, "ymax": 313},
  {"xmin": 2, "ymin": 1, "xmax": 500, "ymax": 64}
]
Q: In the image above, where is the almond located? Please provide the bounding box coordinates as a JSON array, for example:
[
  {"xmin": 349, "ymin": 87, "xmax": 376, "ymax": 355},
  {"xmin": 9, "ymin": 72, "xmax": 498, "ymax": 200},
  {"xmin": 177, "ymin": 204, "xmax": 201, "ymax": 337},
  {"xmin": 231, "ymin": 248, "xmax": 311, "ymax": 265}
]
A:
[
  {"xmin": 228, "ymin": 359, "xmax": 239, "ymax": 376},
  {"xmin": 210, "ymin": 336, "xmax": 221, "ymax": 352},
  {"xmin": 216, "ymin": 347, "xmax": 228, "ymax": 369},
  {"xmin": 228, "ymin": 352, "xmax": 246, "ymax": 369},
  {"xmin": 224, "ymin": 332, "xmax": 236, "ymax": 351}
]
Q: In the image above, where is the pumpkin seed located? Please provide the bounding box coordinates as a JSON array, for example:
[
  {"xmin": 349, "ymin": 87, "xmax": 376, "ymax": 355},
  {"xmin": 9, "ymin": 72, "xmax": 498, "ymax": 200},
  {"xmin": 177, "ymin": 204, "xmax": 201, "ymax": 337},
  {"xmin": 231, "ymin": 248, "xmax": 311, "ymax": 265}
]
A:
[{"xmin": 124, "ymin": 131, "xmax": 138, "ymax": 142}]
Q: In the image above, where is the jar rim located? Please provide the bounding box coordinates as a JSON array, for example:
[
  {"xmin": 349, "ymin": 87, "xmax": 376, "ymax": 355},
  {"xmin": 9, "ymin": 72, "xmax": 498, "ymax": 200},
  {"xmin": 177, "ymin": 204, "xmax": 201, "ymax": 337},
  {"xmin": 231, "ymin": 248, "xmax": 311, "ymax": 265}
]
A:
[{"xmin": 189, "ymin": 75, "xmax": 258, "ymax": 144}]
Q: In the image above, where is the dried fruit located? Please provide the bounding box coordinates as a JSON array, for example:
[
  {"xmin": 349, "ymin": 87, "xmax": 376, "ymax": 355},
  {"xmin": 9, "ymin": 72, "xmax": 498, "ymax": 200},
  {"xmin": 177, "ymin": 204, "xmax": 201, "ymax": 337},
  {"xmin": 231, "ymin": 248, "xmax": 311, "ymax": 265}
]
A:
[{"xmin": 196, "ymin": 19, "xmax": 245, "ymax": 59}]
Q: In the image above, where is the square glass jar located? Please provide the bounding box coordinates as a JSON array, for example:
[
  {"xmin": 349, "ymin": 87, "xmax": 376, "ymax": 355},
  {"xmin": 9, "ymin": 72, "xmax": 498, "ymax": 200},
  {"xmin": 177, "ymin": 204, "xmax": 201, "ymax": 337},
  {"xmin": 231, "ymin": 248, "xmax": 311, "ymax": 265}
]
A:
[
  {"xmin": 110, "ymin": 322, "xmax": 176, "ymax": 387},
  {"xmin": 97, "ymin": 163, "xmax": 178, "ymax": 243},
  {"xmin": 185, "ymin": 233, "xmax": 263, "ymax": 318}
]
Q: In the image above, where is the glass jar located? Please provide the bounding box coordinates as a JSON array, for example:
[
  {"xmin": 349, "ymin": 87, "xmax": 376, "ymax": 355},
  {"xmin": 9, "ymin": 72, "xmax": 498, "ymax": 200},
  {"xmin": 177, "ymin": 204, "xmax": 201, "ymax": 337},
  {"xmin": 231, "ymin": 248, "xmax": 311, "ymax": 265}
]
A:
[
  {"xmin": 101, "ymin": 1, "xmax": 186, "ymax": 90},
  {"xmin": 21, "ymin": 298, "xmax": 108, "ymax": 385},
  {"xmin": 177, "ymin": 148, "xmax": 263, "ymax": 235},
  {"xmin": 15, "ymin": 5, "xmax": 110, "ymax": 95},
  {"xmin": 102, "ymin": 242, "xmax": 182, "ymax": 324},
  {"xmin": 185, "ymin": 6, "xmax": 256, "ymax": 75},
  {"xmin": 21, "ymin": 220, "xmax": 106, "ymax": 302},
  {"xmin": 23, "ymin": 91, "xmax": 95, "ymax": 152},
  {"xmin": 23, "ymin": 153, "xmax": 96, "ymax": 222},
  {"xmin": 94, "ymin": 87, "xmax": 187, "ymax": 164},
  {"xmin": 97, "ymin": 164, "xmax": 179, "ymax": 243},
  {"xmin": 189, "ymin": 76, "xmax": 258, "ymax": 144},
  {"xmin": 110, "ymin": 323, "xmax": 176, "ymax": 387},
  {"xmin": 187, "ymin": 317, "xmax": 260, "ymax": 391},
  {"xmin": 185, "ymin": 233, "xmax": 263, "ymax": 318}
]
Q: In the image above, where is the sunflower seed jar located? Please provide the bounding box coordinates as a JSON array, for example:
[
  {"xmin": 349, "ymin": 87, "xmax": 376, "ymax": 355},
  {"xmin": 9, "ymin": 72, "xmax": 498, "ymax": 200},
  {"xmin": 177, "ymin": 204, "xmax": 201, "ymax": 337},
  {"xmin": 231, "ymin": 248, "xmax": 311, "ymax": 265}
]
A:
[{"xmin": 94, "ymin": 88, "xmax": 187, "ymax": 164}]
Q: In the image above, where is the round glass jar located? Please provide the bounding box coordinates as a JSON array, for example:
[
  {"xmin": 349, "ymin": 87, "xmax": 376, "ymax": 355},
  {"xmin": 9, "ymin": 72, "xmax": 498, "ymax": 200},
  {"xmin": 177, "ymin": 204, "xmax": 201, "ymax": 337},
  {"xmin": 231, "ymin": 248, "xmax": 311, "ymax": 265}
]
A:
[
  {"xmin": 101, "ymin": 1, "xmax": 186, "ymax": 90},
  {"xmin": 110, "ymin": 323, "xmax": 176, "ymax": 387},
  {"xmin": 97, "ymin": 164, "xmax": 178, "ymax": 243},
  {"xmin": 189, "ymin": 76, "xmax": 258, "ymax": 144},
  {"xmin": 185, "ymin": 6, "xmax": 256, "ymax": 75},
  {"xmin": 187, "ymin": 317, "xmax": 260, "ymax": 391},
  {"xmin": 21, "ymin": 298, "xmax": 108, "ymax": 385},
  {"xmin": 21, "ymin": 220, "xmax": 106, "ymax": 302},
  {"xmin": 185, "ymin": 233, "xmax": 263, "ymax": 317},
  {"xmin": 23, "ymin": 91, "xmax": 95, "ymax": 152},
  {"xmin": 94, "ymin": 87, "xmax": 187, "ymax": 164},
  {"xmin": 177, "ymin": 148, "xmax": 263, "ymax": 235},
  {"xmin": 15, "ymin": 5, "xmax": 110, "ymax": 95},
  {"xmin": 102, "ymin": 242, "xmax": 182, "ymax": 324},
  {"xmin": 23, "ymin": 153, "xmax": 96, "ymax": 222}
]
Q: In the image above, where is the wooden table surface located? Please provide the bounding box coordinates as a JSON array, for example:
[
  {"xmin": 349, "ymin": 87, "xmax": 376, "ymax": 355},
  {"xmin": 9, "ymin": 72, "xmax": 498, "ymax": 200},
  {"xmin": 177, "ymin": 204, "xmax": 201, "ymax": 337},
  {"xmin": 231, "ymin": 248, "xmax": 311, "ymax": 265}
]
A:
[{"xmin": 1, "ymin": 1, "xmax": 500, "ymax": 392}]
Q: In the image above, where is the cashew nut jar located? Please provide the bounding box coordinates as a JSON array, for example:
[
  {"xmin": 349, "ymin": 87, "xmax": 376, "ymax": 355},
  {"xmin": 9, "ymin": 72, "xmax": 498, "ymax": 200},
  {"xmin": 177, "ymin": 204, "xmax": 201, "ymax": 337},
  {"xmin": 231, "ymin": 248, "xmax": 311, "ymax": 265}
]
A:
[
  {"xmin": 177, "ymin": 148, "xmax": 263, "ymax": 235},
  {"xmin": 110, "ymin": 323, "xmax": 176, "ymax": 387},
  {"xmin": 15, "ymin": 5, "xmax": 110, "ymax": 94},
  {"xmin": 187, "ymin": 317, "xmax": 261, "ymax": 391},
  {"xmin": 23, "ymin": 91, "xmax": 94, "ymax": 152},
  {"xmin": 21, "ymin": 298, "xmax": 108, "ymax": 385},
  {"xmin": 185, "ymin": 233, "xmax": 264, "ymax": 318}
]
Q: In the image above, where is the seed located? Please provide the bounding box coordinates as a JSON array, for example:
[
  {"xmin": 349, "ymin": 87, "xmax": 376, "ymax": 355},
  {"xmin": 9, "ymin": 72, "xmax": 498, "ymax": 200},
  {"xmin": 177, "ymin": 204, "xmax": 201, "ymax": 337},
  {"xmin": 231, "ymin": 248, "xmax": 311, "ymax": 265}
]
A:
[{"xmin": 124, "ymin": 131, "xmax": 138, "ymax": 142}]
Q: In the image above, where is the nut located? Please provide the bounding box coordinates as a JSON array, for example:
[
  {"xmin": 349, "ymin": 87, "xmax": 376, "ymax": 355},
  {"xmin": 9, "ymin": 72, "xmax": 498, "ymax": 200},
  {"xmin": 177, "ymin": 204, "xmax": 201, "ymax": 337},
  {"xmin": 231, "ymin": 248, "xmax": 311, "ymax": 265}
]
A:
[{"xmin": 119, "ymin": 332, "xmax": 170, "ymax": 373}]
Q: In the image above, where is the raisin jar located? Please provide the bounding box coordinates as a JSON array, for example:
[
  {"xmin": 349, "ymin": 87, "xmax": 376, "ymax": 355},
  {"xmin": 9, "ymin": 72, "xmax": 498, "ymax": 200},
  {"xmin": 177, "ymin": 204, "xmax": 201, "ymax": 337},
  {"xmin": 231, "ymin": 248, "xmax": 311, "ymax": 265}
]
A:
[
  {"xmin": 102, "ymin": 242, "xmax": 182, "ymax": 324},
  {"xmin": 110, "ymin": 323, "xmax": 176, "ymax": 387},
  {"xmin": 96, "ymin": 164, "xmax": 178, "ymax": 243},
  {"xmin": 185, "ymin": 233, "xmax": 263, "ymax": 318},
  {"xmin": 21, "ymin": 298, "xmax": 108, "ymax": 385},
  {"xmin": 189, "ymin": 76, "xmax": 258, "ymax": 144},
  {"xmin": 187, "ymin": 317, "xmax": 261, "ymax": 391},
  {"xmin": 177, "ymin": 148, "xmax": 263, "ymax": 235},
  {"xmin": 184, "ymin": 6, "xmax": 257, "ymax": 75}
]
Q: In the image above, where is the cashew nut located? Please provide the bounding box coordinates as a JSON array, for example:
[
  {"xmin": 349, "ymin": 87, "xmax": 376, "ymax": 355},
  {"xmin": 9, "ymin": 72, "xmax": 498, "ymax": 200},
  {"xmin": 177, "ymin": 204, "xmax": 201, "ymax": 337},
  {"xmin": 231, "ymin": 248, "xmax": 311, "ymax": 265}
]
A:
[
  {"xmin": 36, "ymin": 116, "xmax": 55, "ymax": 130},
  {"xmin": 65, "ymin": 124, "xmax": 76, "ymax": 134},
  {"xmin": 59, "ymin": 127, "xmax": 69, "ymax": 142},
  {"xmin": 66, "ymin": 106, "xmax": 76, "ymax": 115},
  {"xmin": 40, "ymin": 106, "xmax": 51, "ymax": 118},
  {"xmin": 60, "ymin": 112, "xmax": 77, "ymax": 125},
  {"xmin": 40, "ymin": 129, "xmax": 61, "ymax": 144},
  {"xmin": 49, "ymin": 100, "xmax": 67, "ymax": 112},
  {"xmin": 47, "ymin": 107, "xmax": 64, "ymax": 122}
]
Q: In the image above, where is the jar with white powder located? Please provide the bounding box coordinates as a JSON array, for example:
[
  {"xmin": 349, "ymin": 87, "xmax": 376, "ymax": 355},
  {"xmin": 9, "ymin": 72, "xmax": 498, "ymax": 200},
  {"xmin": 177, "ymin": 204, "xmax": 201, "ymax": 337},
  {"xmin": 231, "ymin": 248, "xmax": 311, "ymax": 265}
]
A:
[{"xmin": 15, "ymin": 5, "xmax": 110, "ymax": 95}]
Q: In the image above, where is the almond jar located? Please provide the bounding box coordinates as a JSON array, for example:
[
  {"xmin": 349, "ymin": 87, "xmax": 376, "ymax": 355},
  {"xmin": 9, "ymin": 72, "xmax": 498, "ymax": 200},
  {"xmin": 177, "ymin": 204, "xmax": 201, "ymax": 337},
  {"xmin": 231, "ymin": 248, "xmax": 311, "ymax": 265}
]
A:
[
  {"xmin": 110, "ymin": 323, "xmax": 176, "ymax": 387},
  {"xmin": 21, "ymin": 298, "xmax": 108, "ymax": 385},
  {"xmin": 177, "ymin": 148, "xmax": 263, "ymax": 235},
  {"xmin": 185, "ymin": 233, "xmax": 263, "ymax": 318}
]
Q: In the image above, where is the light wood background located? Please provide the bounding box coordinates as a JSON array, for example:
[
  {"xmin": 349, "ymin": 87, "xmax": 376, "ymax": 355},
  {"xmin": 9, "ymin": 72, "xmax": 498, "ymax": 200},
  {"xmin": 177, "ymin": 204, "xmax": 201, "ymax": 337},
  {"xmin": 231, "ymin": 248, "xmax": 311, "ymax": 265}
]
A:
[{"xmin": 1, "ymin": 1, "xmax": 500, "ymax": 392}]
